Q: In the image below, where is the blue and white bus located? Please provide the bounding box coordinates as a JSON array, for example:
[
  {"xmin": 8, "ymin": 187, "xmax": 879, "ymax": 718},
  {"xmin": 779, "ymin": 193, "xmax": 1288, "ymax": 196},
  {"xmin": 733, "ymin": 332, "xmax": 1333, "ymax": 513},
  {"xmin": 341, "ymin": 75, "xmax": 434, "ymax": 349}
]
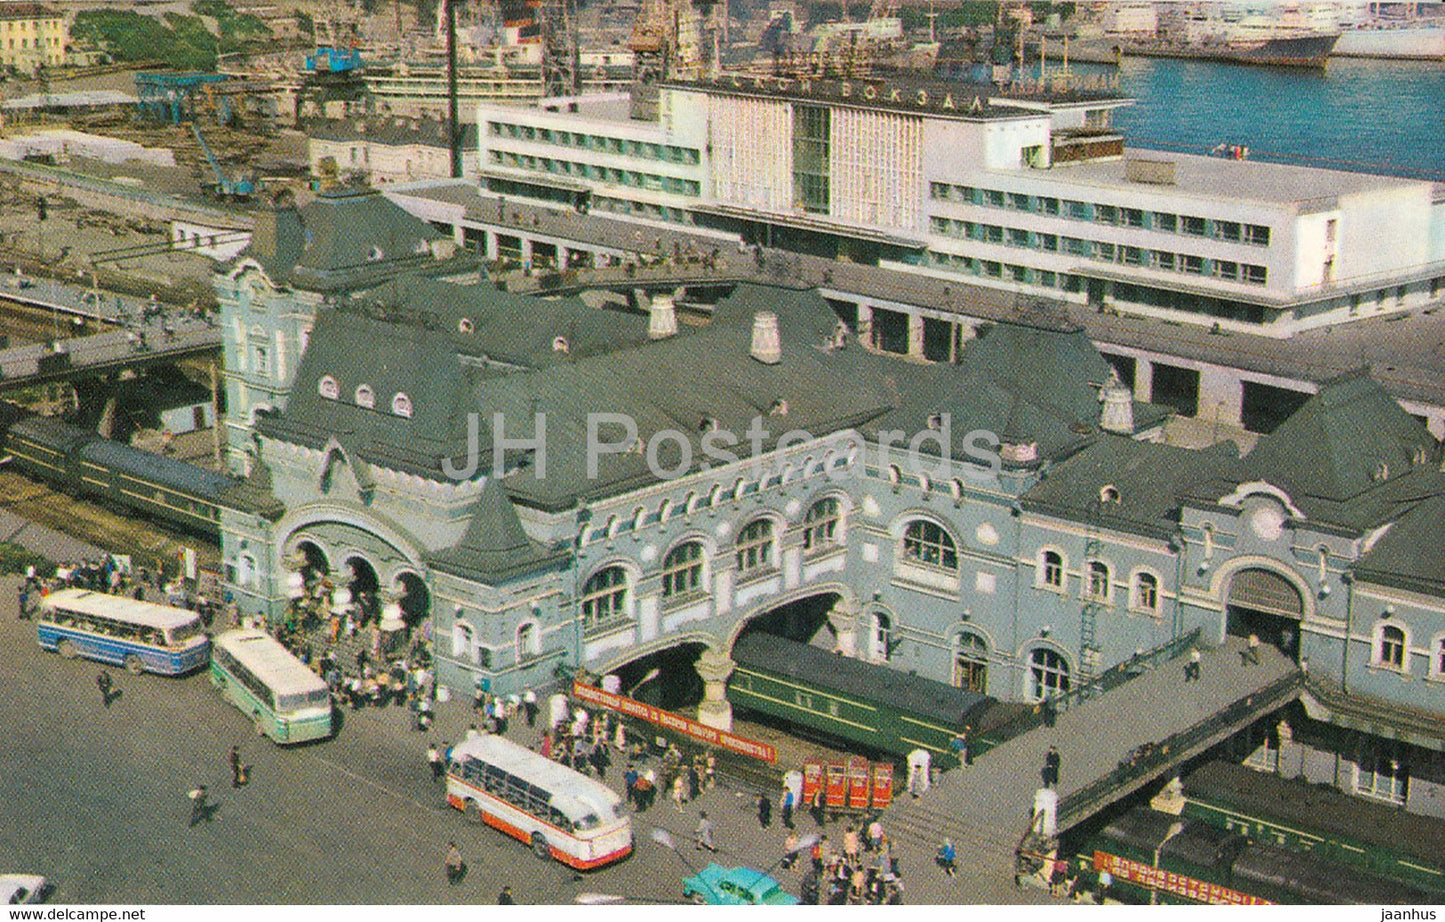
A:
[{"xmin": 38, "ymin": 588, "xmax": 210, "ymax": 676}]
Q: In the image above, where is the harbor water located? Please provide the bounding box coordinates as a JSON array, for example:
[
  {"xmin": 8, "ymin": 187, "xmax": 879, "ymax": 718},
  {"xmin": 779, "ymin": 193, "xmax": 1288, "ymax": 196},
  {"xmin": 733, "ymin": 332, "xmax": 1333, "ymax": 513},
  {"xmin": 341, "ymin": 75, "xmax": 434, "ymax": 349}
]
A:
[{"xmin": 1025, "ymin": 56, "xmax": 1445, "ymax": 181}]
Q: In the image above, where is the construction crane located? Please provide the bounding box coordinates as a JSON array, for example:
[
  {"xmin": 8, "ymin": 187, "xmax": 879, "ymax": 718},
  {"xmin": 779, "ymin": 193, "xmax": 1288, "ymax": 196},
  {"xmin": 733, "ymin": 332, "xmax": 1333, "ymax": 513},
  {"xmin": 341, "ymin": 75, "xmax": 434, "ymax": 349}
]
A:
[{"xmin": 192, "ymin": 125, "xmax": 256, "ymax": 201}]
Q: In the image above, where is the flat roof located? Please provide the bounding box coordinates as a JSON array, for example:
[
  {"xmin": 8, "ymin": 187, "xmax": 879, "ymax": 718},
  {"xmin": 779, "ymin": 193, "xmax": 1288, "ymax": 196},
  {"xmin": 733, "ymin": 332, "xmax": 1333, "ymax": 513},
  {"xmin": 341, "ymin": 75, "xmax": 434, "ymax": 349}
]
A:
[
  {"xmin": 1014, "ymin": 148, "xmax": 1430, "ymax": 207},
  {"xmin": 42, "ymin": 588, "xmax": 201, "ymax": 631}
]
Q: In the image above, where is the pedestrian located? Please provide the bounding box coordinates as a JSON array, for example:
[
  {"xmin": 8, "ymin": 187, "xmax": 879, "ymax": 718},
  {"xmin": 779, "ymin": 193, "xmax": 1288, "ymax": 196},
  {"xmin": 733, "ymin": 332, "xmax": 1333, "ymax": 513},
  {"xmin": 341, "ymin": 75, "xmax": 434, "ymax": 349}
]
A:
[
  {"xmin": 16, "ymin": 585, "xmax": 27, "ymax": 619},
  {"xmin": 1244, "ymin": 633, "xmax": 1261, "ymax": 665},
  {"xmin": 1041, "ymin": 696, "xmax": 1058, "ymax": 728},
  {"xmin": 757, "ymin": 791, "xmax": 772, "ymax": 829},
  {"xmin": 1184, "ymin": 648, "xmax": 1202, "ymax": 682},
  {"xmin": 498, "ymin": 885, "xmax": 515, "ymax": 904},
  {"xmin": 229, "ymin": 745, "xmax": 248, "ymax": 787},
  {"xmin": 781, "ymin": 831, "xmax": 800, "ymax": 871},
  {"xmin": 428, "ymin": 742, "xmax": 444, "ymax": 781},
  {"xmin": 695, "ymin": 810, "xmax": 716, "ymax": 852},
  {"xmin": 187, "ymin": 784, "xmax": 209, "ymax": 827},
  {"xmin": 1043, "ymin": 745, "xmax": 1061, "ymax": 789},
  {"xmin": 96, "ymin": 669, "xmax": 114, "ymax": 708},
  {"xmin": 843, "ymin": 825, "xmax": 860, "ymax": 863},
  {"xmin": 444, "ymin": 841, "xmax": 464, "ymax": 885},
  {"xmin": 672, "ymin": 773, "xmax": 687, "ymax": 811},
  {"xmin": 781, "ymin": 788, "xmax": 796, "ymax": 829},
  {"xmin": 810, "ymin": 787, "xmax": 827, "ymax": 826},
  {"xmin": 868, "ymin": 817, "xmax": 883, "ymax": 853},
  {"xmin": 936, "ymin": 838, "xmax": 956, "ymax": 877}
]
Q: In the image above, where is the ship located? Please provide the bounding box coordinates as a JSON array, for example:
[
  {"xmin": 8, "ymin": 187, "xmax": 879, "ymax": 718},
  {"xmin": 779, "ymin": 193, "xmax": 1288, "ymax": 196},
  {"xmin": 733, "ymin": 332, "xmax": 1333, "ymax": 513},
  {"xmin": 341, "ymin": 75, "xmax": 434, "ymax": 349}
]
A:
[{"xmin": 1119, "ymin": 29, "xmax": 1340, "ymax": 68}]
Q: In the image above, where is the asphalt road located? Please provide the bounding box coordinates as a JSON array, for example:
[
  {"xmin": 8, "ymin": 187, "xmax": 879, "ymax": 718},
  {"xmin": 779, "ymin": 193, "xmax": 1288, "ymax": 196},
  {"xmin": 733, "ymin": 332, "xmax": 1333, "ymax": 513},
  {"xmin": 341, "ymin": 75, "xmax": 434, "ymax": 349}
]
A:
[{"xmin": 0, "ymin": 575, "xmax": 706, "ymax": 905}]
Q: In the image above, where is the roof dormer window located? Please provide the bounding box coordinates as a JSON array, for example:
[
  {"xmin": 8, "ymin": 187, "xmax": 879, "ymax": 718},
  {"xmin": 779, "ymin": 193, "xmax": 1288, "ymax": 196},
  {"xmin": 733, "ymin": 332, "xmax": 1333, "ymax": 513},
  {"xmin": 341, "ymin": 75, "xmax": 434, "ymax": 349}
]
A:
[
  {"xmin": 552, "ymin": 336, "xmax": 570, "ymax": 354},
  {"xmin": 458, "ymin": 317, "xmax": 474, "ymax": 334},
  {"xmin": 368, "ymin": 245, "xmax": 385, "ymax": 262},
  {"xmin": 354, "ymin": 384, "xmax": 375, "ymax": 408},
  {"xmin": 392, "ymin": 392, "xmax": 413, "ymax": 418},
  {"xmin": 318, "ymin": 375, "xmax": 339, "ymax": 400},
  {"xmin": 1100, "ymin": 485, "xmax": 1120, "ymax": 503}
]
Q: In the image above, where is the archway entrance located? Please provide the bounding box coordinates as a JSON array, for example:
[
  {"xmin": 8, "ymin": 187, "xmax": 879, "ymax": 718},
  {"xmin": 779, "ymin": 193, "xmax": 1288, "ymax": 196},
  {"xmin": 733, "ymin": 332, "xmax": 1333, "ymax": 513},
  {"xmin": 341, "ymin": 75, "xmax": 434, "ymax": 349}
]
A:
[
  {"xmin": 394, "ymin": 572, "xmax": 430, "ymax": 629},
  {"xmin": 735, "ymin": 592, "xmax": 839, "ymax": 647},
  {"xmin": 1225, "ymin": 568, "xmax": 1304, "ymax": 659},
  {"xmin": 610, "ymin": 642, "xmax": 709, "ymax": 710},
  {"xmin": 345, "ymin": 556, "xmax": 380, "ymax": 625},
  {"xmin": 295, "ymin": 541, "xmax": 330, "ymax": 584}
]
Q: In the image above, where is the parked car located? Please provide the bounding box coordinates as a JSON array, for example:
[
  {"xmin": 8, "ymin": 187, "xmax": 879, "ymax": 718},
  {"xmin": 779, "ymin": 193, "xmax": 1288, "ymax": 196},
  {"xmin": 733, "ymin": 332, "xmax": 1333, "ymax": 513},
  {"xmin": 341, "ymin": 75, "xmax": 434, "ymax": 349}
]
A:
[
  {"xmin": 1, "ymin": 874, "xmax": 48, "ymax": 904},
  {"xmin": 682, "ymin": 864, "xmax": 799, "ymax": 905}
]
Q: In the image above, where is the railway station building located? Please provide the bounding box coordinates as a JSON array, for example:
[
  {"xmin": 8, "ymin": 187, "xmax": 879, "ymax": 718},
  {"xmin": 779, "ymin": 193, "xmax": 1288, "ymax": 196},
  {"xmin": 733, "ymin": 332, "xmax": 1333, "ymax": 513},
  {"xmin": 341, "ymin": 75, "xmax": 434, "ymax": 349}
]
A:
[{"xmin": 215, "ymin": 214, "xmax": 1445, "ymax": 816}]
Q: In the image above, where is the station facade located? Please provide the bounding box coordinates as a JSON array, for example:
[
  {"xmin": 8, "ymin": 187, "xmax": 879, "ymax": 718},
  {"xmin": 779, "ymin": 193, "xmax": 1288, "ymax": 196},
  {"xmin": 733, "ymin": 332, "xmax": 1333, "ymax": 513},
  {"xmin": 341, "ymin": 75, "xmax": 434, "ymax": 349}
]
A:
[{"xmin": 214, "ymin": 191, "xmax": 1445, "ymax": 818}]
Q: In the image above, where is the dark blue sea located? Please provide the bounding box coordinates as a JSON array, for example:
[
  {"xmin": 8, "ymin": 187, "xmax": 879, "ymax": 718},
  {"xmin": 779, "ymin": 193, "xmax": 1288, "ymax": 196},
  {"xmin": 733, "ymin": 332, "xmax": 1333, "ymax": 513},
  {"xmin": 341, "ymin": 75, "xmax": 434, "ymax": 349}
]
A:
[{"xmin": 1025, "ymin": 56, "xmax": 1445, "ymax": 181}]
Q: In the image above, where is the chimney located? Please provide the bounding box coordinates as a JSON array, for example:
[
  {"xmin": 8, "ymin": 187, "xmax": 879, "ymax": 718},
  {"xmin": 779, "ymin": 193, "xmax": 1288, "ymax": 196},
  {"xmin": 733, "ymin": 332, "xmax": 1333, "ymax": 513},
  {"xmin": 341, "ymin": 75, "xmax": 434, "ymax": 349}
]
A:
[
  {"xmin": 750, "ymin": 311, "xmax": 781, "ymax": 364},
  {"xmin": 648, "ymin": 290, "xmax": 677, "ymax": 340},
  {"xmin": 1099, "ymin": 367, "xmax": 1134, "ymax": 434}
]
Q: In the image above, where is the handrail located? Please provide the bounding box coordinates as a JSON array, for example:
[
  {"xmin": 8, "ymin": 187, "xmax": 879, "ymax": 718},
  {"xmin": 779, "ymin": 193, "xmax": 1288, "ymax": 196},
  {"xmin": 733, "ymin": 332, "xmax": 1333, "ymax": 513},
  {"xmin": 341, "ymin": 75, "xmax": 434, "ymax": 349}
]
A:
[
  {"xmin": 1054, "ymin": 669, "xmax": 1303, "ymax": 830},
  {"xmin": 973, "ymin": 628, "xmax": 1201, "ymax": 757}
]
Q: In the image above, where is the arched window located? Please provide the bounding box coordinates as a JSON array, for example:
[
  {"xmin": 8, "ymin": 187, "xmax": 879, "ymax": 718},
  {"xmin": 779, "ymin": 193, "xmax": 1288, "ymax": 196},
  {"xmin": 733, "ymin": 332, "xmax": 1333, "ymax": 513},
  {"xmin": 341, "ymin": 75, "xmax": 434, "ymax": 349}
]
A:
[
  {"xmin": 870, "ymin": 612, "xmax": 892, "ymax": 662},
  {"xmin": 1085, "ymin": 560, "xmax": 1111, "ymax": 600},
  {"xmin": 354, "ymin": 384, "xmax": 375, "ymax": 409},
  {"xmin": 1040, "ymin": 550, "xmax": 1065, "ymax": 589},
  {"xmin": 803, "ymin": 497, "xmax": 842, "ymax": 553},
  {"xmin": 736, "ymin": 518, "xmax": 776, "ymax": 573},
  {"xmin": 581, "ymin": 566, "xmax": 629, "ymax": 628},
  {"xmin": 392, "ymin": 392, "xmax": 413, "ymax": 418},
  {"xmin": 452, "ymin": 619, "xmax": 475, "ymax": 663},
  {"xmin": 1376, "ymin": 624, "xmax": 1407, "ymax": 669},
  {"xmin": 662, "ymin": 541, "xmax": 705, "ymax": 599},
  {"xmin": 318, "ymin": 375, "xmax": 340, "ymax": 399},
  {"xmin": 1133, "ymin": 572, "xmax": 1160, "ymax": 613},
  {"xmin": 1029, "ymin": 647, "xmax": 1071, "ymax": 702},
  {"xmin": 1433, "ymin": 635, "xmax": 1445, "ymax": 680},
  {"xmin": 235, "ymin": 553, "xmax": 256, "ymax": 588},
  {"xmin": 954, "ymin": 631, "xmax": 988, "ymax": 693},
  {"xmin": 516, "ymin": 621, "xmax": 540, "ymax": 661},
  {"xmin": 902, "ymin": 520, "xmax": 957, "ymax": 571}
]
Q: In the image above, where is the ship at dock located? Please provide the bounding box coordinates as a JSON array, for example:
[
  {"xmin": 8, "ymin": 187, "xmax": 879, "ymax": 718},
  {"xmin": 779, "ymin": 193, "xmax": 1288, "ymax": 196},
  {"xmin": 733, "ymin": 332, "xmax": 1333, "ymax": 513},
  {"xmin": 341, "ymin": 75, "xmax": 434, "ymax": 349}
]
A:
[{"xmin": 1121, "ymin": 29, "xmax": 1340, "ymax": 68}]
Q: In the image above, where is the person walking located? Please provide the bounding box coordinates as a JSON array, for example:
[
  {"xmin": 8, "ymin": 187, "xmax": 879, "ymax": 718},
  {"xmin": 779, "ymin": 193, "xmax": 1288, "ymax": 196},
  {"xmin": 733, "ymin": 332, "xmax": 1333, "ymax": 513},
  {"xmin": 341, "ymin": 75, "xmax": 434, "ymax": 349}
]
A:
[
  {"xmin": 810, "ymin": 788, "xmax": 827, "ymax": 827},
  {"xmin": 187, "ymin": 785, "xmax": 209, "ymax": 827},
  {"xmin": 672, "ymin": 773, "xmax": 687, "ymax": 811},
  {"xmin": 498, "ymin": 886, "xmax": 515, "ymax": 904},
  {"xmin": 843, "ymin": 825, "xmax": 860, "ymax": 864},
  {"xmin": 96, "ymin": 669, "xmax": 114, "ymax": 708},
  {"xmin": 781, "ymin": 831, "xmax": 800, "ymax": 871},
  {"xmin": 1244, "ymin": 634, "xmax": 1261, "ymax": 665},
  {"xmin": 781, "ymin": 787, "xmax": 796, "ymax": 829},
  {"xmin": 695, "ymin": 811, "xmax": 716, "ymax": 852},
  {"xmin": 427, "ymin": 743, "xmax": 444, "ymax": 781},
  {"xmin": 1043, "ymin": 745, "xmax": 1061, "ymax": 789},
  {"xmin": 444, "ymin": 841, "xmax": 464, "ymax": 885},
  {"xmin": 229, "ymin": 745, "xmax": 247, "ymax": 788},
  {"xmin": 1184, "ymin": 648, "xmax": 1202, "ymax": 682},
  {"xmin": 757, "ymin": 791, "xmax": 772, "ymax": 829},
  {"xmin": 867, "ymin": 817, "xmax": 884, "ymax": 853},
  {"xmin": 937, "ymin": 838, "xmax": 957, "ymax": 877}
]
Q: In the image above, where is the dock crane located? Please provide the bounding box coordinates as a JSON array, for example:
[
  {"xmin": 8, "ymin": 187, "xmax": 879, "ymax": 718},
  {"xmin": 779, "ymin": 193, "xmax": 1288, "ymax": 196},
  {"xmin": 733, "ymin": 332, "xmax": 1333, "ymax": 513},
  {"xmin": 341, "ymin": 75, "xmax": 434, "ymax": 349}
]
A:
[{"xmin": 191, "ymin": 124, "xmax": 256, "ymax": 201}]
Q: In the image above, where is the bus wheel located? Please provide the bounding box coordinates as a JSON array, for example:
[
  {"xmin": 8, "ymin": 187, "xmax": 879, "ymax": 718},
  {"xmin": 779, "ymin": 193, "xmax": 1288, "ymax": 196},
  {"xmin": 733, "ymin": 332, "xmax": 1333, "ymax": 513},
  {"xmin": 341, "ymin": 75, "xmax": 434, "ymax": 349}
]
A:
[
  {"xmin": 530, "ymin": 833, "xmax": 550, "ymax": 861},
  {"xmin": 124, "ymin": 654, "xmax": 145, "ymax": 675},
  {"xmin": 463, "ymin": 801, "xmax": 484, "ymax": 825},
  {"xmin": 57, "ymin": 639, "xmax": 78, "ymax": 659}
]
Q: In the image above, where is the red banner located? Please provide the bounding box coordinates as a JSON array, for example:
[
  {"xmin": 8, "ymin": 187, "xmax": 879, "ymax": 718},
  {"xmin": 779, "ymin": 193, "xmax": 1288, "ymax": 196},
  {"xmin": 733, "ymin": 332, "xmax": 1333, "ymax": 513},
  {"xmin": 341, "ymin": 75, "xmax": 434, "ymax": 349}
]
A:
[
  {"xmin": 572, "ymin": 681, "xmax": 776, "ymax": 763},
  {"xmin": 1093, "ymin": 851, "xmax": 1273, "ymax": 906}
]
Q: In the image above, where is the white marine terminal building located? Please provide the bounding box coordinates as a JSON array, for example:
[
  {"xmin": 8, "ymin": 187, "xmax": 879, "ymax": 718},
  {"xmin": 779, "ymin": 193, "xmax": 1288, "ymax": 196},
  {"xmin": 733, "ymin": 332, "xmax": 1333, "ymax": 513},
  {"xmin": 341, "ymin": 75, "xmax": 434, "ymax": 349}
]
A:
[{"xmin": 458, "ymin": 73, "xmax": 1445, "ymax": 336}]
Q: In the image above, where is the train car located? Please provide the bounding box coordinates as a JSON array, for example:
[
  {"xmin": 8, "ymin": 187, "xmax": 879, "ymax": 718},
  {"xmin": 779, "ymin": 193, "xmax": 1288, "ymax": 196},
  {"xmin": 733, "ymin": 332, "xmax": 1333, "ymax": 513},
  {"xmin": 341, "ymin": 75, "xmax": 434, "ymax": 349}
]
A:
[
  {"xmin": 1085, "ymin": 804, "xmax": 1440, "ymax": 905},
  {"xmin": 2, "ymin": 410, "xmax": 282, "ymax": 538},
  {"xmin": 1182, "ymin": 760, "xmax": 1445, "ymax": 897},
  {"xmin": 728, "ymin": 631, "xmax": 996, "ymax": 767}
]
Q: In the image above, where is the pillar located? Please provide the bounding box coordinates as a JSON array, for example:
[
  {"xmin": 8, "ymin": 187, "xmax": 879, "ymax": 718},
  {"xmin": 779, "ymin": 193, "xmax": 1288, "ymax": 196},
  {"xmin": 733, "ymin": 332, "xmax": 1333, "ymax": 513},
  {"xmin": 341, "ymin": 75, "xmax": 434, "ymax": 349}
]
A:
[
  {"xmin": 695, "ymin": 647, "xmax": 735, "ymax": 731},
  {"xmin": 520, "ymin": 238, "xmax": 534, "ymax": 266},
  {"xmin": 1199, "ymin": 366, "xmax": 1244, "ymax": 428},
  {"xmin": 1133, "ymin": 357, "xmax": 1154, "ymax": 404},
  {"xmin": 827, "ymin": 597, "xmax": 862, "ymax": 658},
  {"xmin": 855, "ymin": 303, "xmax": 873, "ymax": 347},
  {"xmin": 485, "ymin": 230, "xmax": 499, "ymax": 260},
  {"xmin": 907, "ymin": 313, "xmax": 925, "ymax": 359}
]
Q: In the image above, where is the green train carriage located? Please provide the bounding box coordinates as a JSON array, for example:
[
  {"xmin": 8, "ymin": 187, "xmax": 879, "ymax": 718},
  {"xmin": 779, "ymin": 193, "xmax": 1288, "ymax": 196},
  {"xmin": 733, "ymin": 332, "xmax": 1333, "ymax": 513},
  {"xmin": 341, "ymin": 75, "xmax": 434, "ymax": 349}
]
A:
[{"xmin": 728, "ymin": 631, "xmax": 996, "ymax": 768}]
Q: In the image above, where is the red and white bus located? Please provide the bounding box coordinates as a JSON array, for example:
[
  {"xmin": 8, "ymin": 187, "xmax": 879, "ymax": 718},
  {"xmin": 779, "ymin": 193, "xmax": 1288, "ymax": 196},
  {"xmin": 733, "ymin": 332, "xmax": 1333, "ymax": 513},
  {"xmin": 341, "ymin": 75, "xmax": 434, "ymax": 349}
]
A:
[{"xmin": 445, "ymin": 735, "xmax": 632, "ymax": 870}]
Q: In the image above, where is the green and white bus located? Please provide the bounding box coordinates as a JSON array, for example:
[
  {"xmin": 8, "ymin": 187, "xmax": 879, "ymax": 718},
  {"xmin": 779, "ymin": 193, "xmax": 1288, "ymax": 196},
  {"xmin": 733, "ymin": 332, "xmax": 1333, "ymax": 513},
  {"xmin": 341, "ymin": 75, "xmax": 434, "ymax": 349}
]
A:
[{"xmin": 210, "ymin": 629, "xmax": 333, "ymax": 744}]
